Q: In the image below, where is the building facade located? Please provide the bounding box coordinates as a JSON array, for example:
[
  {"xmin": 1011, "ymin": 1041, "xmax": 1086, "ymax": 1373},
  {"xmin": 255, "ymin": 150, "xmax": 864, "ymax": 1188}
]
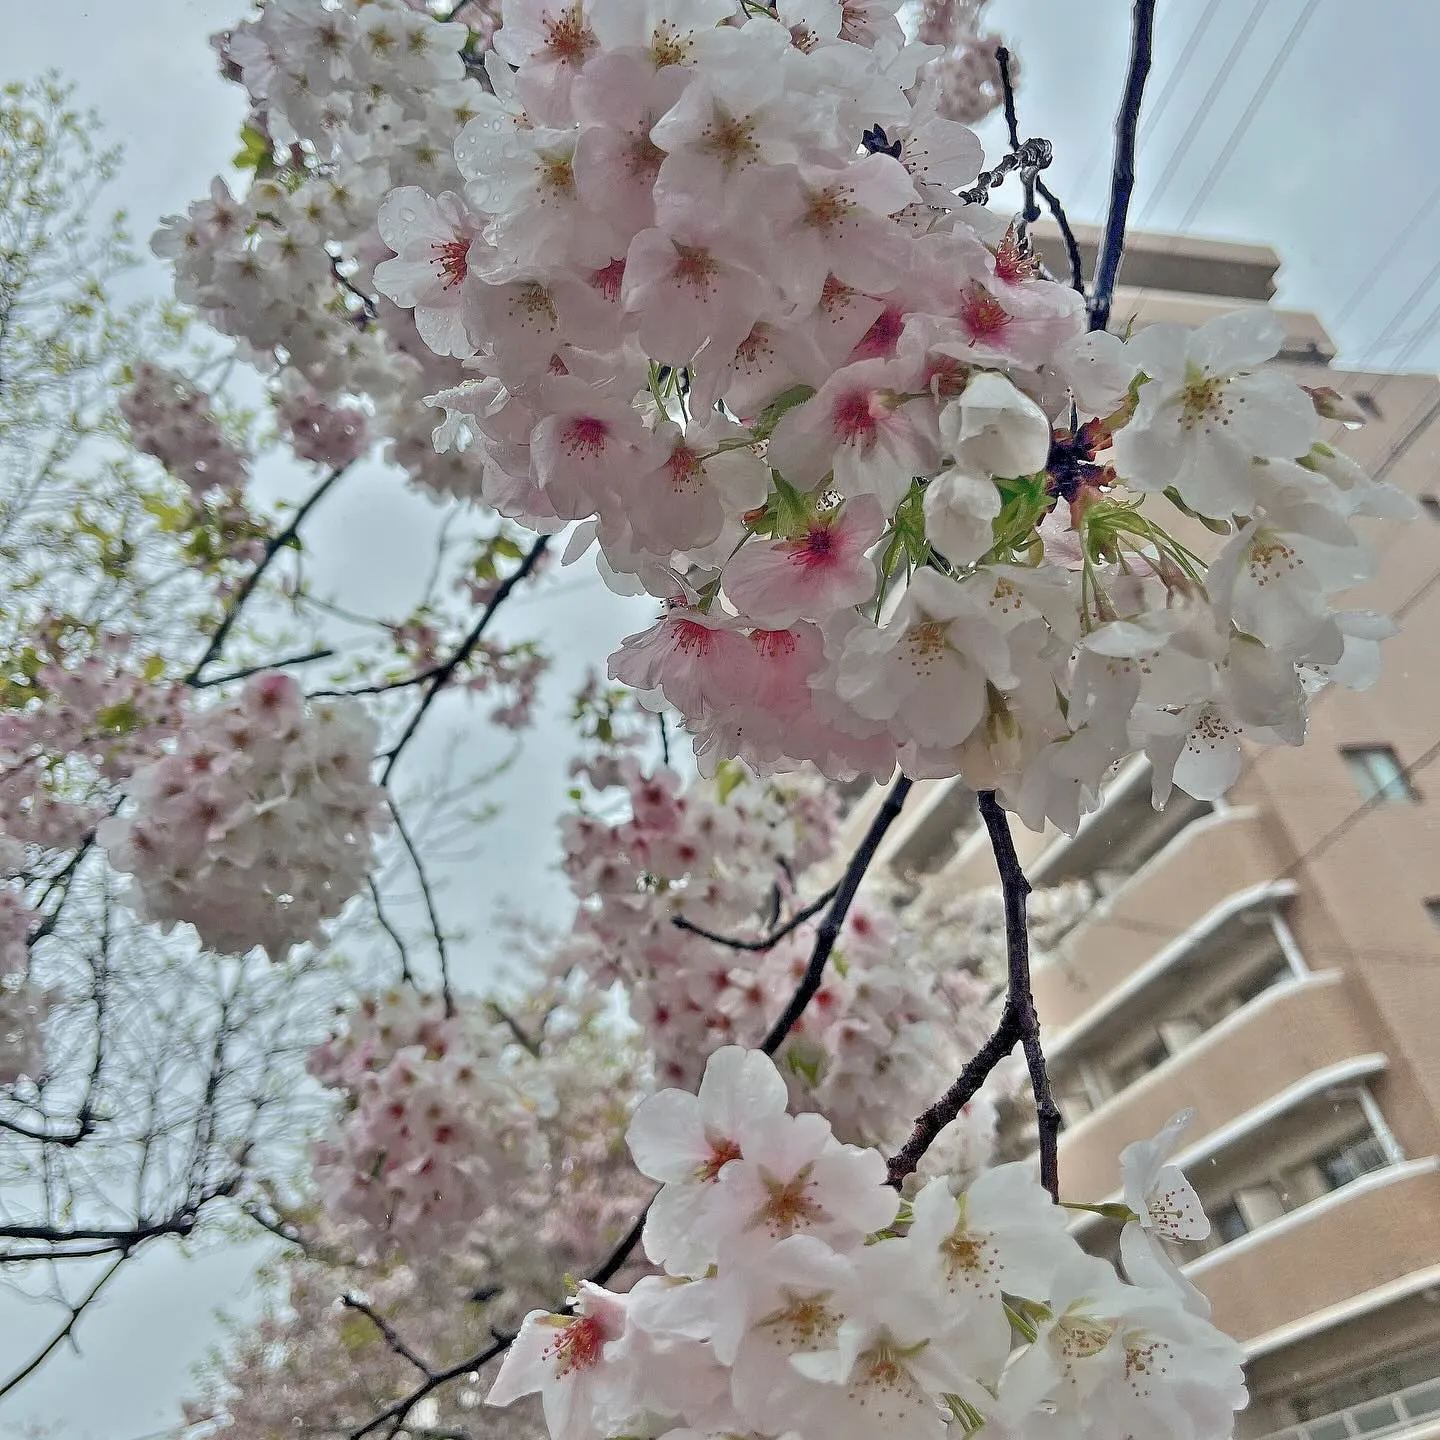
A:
[{"xmin": 846, "ymin": 225, "xmax": 1440, "ymax": 1440}]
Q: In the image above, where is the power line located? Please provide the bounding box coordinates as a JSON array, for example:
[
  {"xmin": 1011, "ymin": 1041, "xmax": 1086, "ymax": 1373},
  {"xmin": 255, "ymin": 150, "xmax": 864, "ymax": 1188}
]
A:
[
  {"xmin": 1175, "ymin": 0, "xmax": 1321, "ymax": 230},
  {"xmin": 1067, "ymin": 0, "xmax": 1224, "ymax": 205},
  {"xmin": 1330, "ymin": 177, "xmax": 1440, "ymax": 333},
  {"xmin": 1136, "ymin": 0, "xmax": 1272, "ymax": 225}
]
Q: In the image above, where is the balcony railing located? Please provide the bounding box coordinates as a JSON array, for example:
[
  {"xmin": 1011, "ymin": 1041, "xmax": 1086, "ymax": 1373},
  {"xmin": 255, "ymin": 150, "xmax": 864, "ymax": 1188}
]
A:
[{"xmin": 1259, "ymin": 1375, "xmax": 1440, "ymax": 1440}]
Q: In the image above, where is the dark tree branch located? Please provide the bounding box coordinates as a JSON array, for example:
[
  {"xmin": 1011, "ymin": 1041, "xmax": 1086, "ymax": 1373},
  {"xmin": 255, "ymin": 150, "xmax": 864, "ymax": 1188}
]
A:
[
  {"xmin": 886, "ymin": 1007, "xmax": 1022, "ymax": 1188},
  {"xmin": 1089, "ymin": 0, "xmax": 1157, "ymax": 333},
  {"xmin": 342, "ymin": 1295, "xmax": 437, "ymax": 1376},
  {"xmin": 0, "ymin": 1253, "xmax": 126, "ymax": 1399},
  {"xmin": 350, "ymin": 1333, "xmax": 510, "ymax": 1440},
  {"xmin": 380, "ymin": 535, "xmax": 548, "ymax": 785},
  {"xmin": 760, "ymin": 776, "xmax": 912, "ymax": 1056},
  {"xmin": 187, "ymin": 462, "xmax": 352, "ymax": 684},
  {"xmin": 486, "ymin": 1000, "xmax": 541, "ymax": 1058},
  {"xmin": 367, "ymin": 875, "xmax": 416, "ymax": 987},
  {"xmin": 995, "ymin": 45, "xmax": 1086, "ymax": 297},
  {"xmin": 995, "ymin": 46, "xmax": 1038, "ymax": 224},
  {"xmin": 672, "ymin": 881, "xmax": 841, "ymax": 953},
  {"xmin": 190, "ymin": 646, "xmax": 336, "ymax": 690},
  {"xmin": 976, "ymin": 793, "xmax": 1058, "ymax": 1200},
  {"xmin": 387, "ymin": 799, "xmax": 455, "ymax": 1017},
  {"xmin": 887, "ymin": 793, "xmax": 1058, "ymax": 1200}
]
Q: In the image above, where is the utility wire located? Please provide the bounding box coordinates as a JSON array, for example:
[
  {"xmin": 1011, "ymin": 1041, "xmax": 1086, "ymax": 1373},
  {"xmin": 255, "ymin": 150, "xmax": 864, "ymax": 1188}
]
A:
[
  {"xmin": 1136, "ymin": 0, "xmax": 1272, "ymax": 225},
  {"xmin": 1174, "ymin": 0, "xmax": 1321, "ymax": 231}
]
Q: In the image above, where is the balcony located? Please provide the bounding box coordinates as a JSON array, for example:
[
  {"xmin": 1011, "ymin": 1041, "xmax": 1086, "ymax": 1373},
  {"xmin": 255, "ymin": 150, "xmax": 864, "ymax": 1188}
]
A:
[
  {"xmin": 1257, "ymin": 1374, "xmax": 1440, "ymax": 1440},
  {"xmin": 1053, "ymin": 973, "xmax": 1379, "ymax": 1200},
  {"xmin": 1190, "ymin": 1160, "xmax": 1440, "ymax": 1346},
  {"xmin": 1034, "ymin": 807, "xmax": 1284, "ymax": 1030}
]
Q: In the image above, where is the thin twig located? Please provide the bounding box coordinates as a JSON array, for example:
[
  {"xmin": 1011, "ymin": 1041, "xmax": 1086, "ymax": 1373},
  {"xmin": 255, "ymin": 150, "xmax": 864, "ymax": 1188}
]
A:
[
  {"xmin": 760, "ymin": 776, "xmax": 912, "ymax": 1055},
  {"xmin": 887, "ymin": 794, "xmax": 1057, "ymax": 1198},
  {"xmin": 190, "ymin": 646, "xmax": 336, "ymax": 690},
  {"xmin": 342, "ymin": 1295, "xmax": 436, "ymax": 1376},
  {"xmin": 672, "ymin": 881, "xmax": 840, "ymax": 953},
  {"xmin": 995, "ymin": 45, "xmax": 1085, "ymax": 296},
  {"xmin": 187, "ymin": 463, "xmax": 352, "ymax": 683},
  {"xmin": 350, "ymin": 1334, "xmax": 511, "ymax": 1440},
  {"xmin": 1089, "ymin": 0, "xmax": 1157, "ymax": 333},
  {"xmin": 487, "ymin": 1000, "xmax": 541, "ymax": 1058},
  {"xmin": 976, "ymin": 792, "xmax": 1058, "ymax": 1201},
  {"xmin": 995, "ymin": 47, "xmax": 1038, "ymax": 223},
  {"xmin": 380, "ymin": 536, "xmax": 548, "ymax": 785},
  {"xmin": 0, "ymin": 1254, "xmax": 126, "ymax": 1399},
  {"xmin": 367, "ymin": 876, "xmax": 415, "ymax": 986},
  {"xmin": 387, "ymin": 800, "xmax": 454, "ymax": 1017},
  {"xmin": 886, "ymin": 1007, "xmax": 1022, "ymax": 1188}
]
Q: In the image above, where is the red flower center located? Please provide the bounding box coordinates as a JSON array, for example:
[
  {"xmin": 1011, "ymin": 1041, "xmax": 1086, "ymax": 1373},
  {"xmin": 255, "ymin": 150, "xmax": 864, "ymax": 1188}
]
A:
[
  {"xmin": 794, "ymin": 524, "xmax": 837, "ymax": 568},
  {"xmin": 542, "ymin": 6, "xmax": 597, "ymax": 68},
  {"xmin": 751, "ymin": 628, "xmax": 799, "ymax": 660},
  {"xmin": 562, "ymin": 415, "xmax": 610, "ymax": 458},
  {"xmin": 589, "ymin": 258, "xmax": 625, "ymax": 302},
  {"xmin": 959, "ymin": 284, "xmax": 1012, "ymax": 340},
  {"xmin": 546, "ymin": 1314, "xmax": 606, "ymax": 1378},
  {"xmin": 695, "ymin": 1136, "xmax": 742, "ymax": 1182},
  {"xmin": 831, "ymin": 388, "xmax": 879, "ymax": 446},
  {"xmin": 431, "ymin": 236, "xmax": 469, "ymax": 290}
]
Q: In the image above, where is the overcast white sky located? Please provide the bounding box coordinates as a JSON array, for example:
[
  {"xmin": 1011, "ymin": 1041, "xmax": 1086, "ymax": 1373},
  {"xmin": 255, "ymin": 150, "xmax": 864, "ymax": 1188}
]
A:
[{"xmin": 3, "ymin": 0, "xmax": 1440, "ymax": 1434}]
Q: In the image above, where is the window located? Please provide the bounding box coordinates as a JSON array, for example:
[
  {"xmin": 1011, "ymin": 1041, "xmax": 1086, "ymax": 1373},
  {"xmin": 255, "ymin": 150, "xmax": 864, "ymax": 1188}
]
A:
[
  {"xmin": 1112, "ymin": 1035, "xmax": 1169, "ymax": 1090},
  {"xmin": 1212, "ymin": 1201, "xmax": 1248, "ymax": 1244},
  {"xmin": 1420, "ymin": 494, "xmax": 1440, "ymax": 523},
  {"xmin": 1317, "ymin": 1133, "xmax": 1389, "ymax": 1190},
  {"xmin": 1233, "ymin": 957, "xmax": 1290, "ymax": 1006},
  {"xmin": 1341, "ymin": 745, "xmax": 1419, "ymax": 803},
  {"xmin": 1234, "ymin": 1182, "xmax": 1286, "ymax": 1229}
]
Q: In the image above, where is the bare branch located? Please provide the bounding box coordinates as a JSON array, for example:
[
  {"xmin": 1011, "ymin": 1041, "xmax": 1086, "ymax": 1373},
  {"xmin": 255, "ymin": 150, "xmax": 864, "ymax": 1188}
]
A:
[
  {"xmin": 387, "ymin": 799, "xmax": 454, "ymax": 1016},
  {"xmin": 0, "ymin": 1253, "xmax": 126, "ymax": 1400},
  {"xmin": 886, "ymin": 792, "xmax": 1058, "ymax": 1198},
  {"xmin": 672, "ymin": 881, "xmax": 840, "ymax": 953},
  {"xmin": 191, "ymin": 646, "xmax": 337, "ymax": 690},
  {"xmin": 380, "ymin": 536, "xmax": 548, "ymax": 784},
  {"xmin": 760, "ymin": 776, "xmax": 912, "ymax": 1056},
  {"xmin": 1089, "ymin": 0, "xmax": 1157, "ymax": 332},
  {"xmin": 342, "ymin": 1295, "xmax": 437, "ymax": 1377},
  {"xmin": 187, "ymin": 462, "xmax": 353, "ymax": 684}
]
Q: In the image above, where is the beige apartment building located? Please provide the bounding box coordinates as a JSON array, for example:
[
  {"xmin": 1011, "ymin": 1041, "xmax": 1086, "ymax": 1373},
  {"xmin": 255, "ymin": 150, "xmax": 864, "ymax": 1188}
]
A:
[{"xmin": 846, "ymin": 226, "xmax": 1440, "ymax": 1440}]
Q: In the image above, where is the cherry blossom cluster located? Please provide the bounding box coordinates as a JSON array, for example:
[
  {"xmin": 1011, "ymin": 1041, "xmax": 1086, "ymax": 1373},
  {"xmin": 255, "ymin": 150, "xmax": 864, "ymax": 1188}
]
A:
[
  {"xmin": 308, "ymin": 987, "xmax": 556, "ymax": 1252},
  {"xmin": 915, "ymin": 0, "xmax": 1016, "ymax": 124},
  {"xmin": 97, "ymin": 672, "xmax": 387, "ymax": 960},
  {"xmin": 555, "ymin": 760, "xmax": 1011, "ymax": 1166},
  {"xmin": 305, "ymin": 978, "xmax": 653, "ymax": 1286},
  {"xmin": 557, "ymin": 761, "xmax": 840, "ymax": 1085},
  {"xmin": 489, "ymin": 1047, "xmax": 1246, "ymax": 1440},
  {"xmin": 274, "ymin": 380, "xmax": 371, "ymax": 469},
  {"xmin": 369, "ymin": 0, "xmax": 1414, "ymax": 831},
  {"xmin": 120, "ymin": 360, "xmax": 251, "ymax": 496},
  {"xmin": 0, "ymin": 628, "xmax": 185, "ymax": 853},
  {"xmin": 155, "ymin": 0, "xmax": 491, "ymax": 500}
]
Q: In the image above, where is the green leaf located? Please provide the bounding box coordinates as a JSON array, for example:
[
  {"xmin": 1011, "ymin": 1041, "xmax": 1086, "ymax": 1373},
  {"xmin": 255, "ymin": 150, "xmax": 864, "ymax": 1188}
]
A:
[
  {"xmin": 714, "ymin": 759, "xmax": 748, "ymax": 804},
  {"xmin": 751, "ymin": 383, "xmax": 815, "ymax": 442},
  {"xmin": 232, "ymin": 124, "xmax": 272, "ymax": 173}
]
